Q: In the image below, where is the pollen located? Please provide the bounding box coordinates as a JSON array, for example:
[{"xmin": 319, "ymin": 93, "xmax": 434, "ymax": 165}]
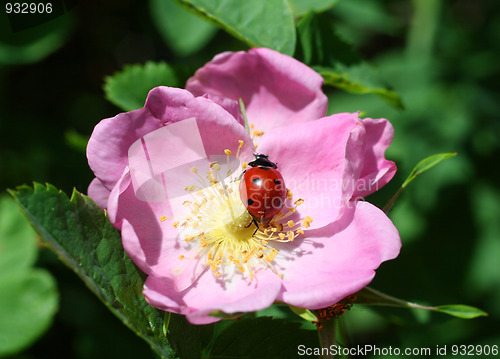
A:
[
  {"xmin": 312, "ymin": 296, "xmax": 356, "ymax": 329},
  {"xmin": 172, "ymin": 140, "xmax": 313, "ymax": 283},
  {"xmin": 303, "ymin": 216, "xmax": 313, "ymax": 228},
  {"xmin": 294, "ymin": 198, "xmax": 304, "ymax": 206}
]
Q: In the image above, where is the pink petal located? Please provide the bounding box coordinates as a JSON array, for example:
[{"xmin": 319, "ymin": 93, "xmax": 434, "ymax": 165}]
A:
[
  {"xmin": 276, "ymin": 201, "xmax": 401, "ymax": 309},
  {"xmin": 143, "ymin": 266, "xmax": 282, "ymax": 325},
  {"xmin": 256, "ymin": 113, "xmax": 366, "ymax": 229},
  {"xmin": 87, "ymin": 87, "xmax": 253, "ymax": 192},
  {"xmin": 107, "ymin": 109, "xmax": 255, "ymax": 290},
  {"xmin": 354, "ymin": 118, "xmax": 397, "ymax": 198},
  {"xmin": 201, "ymin": 93, "xmax": 244, "ymax": 126},
  {"xmin": 108, "ymin": 172, "xmax": 216, "ymax": 292},
  {"xmin": 87, "ymin": 87, "xmax": 194, "ymax": 191},
  {"xmin": 87, "ymin": 178, "xmax": 111, "ymax": 209},
  {"xmin": 186, "ymin": 48, "xmax": 328, "ymax": 133}
]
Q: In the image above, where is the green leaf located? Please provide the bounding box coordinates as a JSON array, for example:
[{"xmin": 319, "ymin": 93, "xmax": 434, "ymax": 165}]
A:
[
  {"xmin": 402, "ymin": 152, "xmax": 458, "ymax": 188},
  {"xmin": 288, "ymin": 0, "xmax": 338, "ymax": 17},
  {"xmin": 0, "ymin": 196, "xmax": 37, "ymax": 275},
  {"xmin": 296, "ymin": 11, "xmax": 361, "ymax": 66},
  {"xmin": 317, "ymin": 64, "xmax": 403, "ymax": 108},
  {"xmin": 435, "ymin": 305, "xmax": 488, "ymax": 319},
  {"xmin": 207, "ymin": 317, "xmax": 318, "ymax": 359},
  {"xmin": 0, "ymin": 11, "xmax": 73, "ymax": 65},
  {"xmin": 288, "ymin": 305, "xmax": 317, "ymax": 322},
  {"xmin": 0, "ymin": 195, "xmax": 58, "ymax": 356},
  {"xmin": 0, "ymin": 270, "xmax": 58, "ymax": 356},
  {"xmin": 355, "ymin": 287, "xmax": 487, "ymax": 320},
  {"xmin": 64, "ymin": 129, "xmax": 89, "ymax": 154},
  {"xmin": 9, "ymin": 183, "xmax": 212, "ymax": 359},
  {"xmin": 104, "ymin": 61, "xmax": 180, "ymax": 111},
  {"xmin": 383, "ymin": 152, "xmax": 457, "ymax": 213},
  {"xmin": 172, "ymin": 0, "xmax": 296, "ymax": 55},
  {"xmin": 150, "ymin": 0, "xmax": 218, "ymax": 56},
  {"xmin": 295, "ymin": 12, "xmax": 402, "ymax": 108}
]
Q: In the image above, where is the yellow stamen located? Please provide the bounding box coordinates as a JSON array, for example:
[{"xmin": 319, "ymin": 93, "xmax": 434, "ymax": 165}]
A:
[
  {"xmin": 172, "ymin": 147, "xmax": 313, "ymax": 283},
  {"xmin": 303, "ymin": 216, "xmax": 313, "ymax": 228},
  {"xmin": 294, "ymin": 198, "xmax": 304, "ymax": 206}
]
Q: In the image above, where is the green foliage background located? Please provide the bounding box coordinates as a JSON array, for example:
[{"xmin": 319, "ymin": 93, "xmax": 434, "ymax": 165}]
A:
[{"xmin": 0, "ymin": 0, "xmax": 499, "ymax": 357}]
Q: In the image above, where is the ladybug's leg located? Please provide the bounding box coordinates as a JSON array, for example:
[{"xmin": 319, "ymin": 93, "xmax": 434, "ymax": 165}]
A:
[
  {"xmin": 252, "ymin": 220, "xmax": 259, "ymax": 236},
  {"xmin": 245, "ymin": 217, "xmax": 260, "ymax": 236},
  {"xmin": 245, "ymin": 219, "xmax": 253, "ymax": 228},
  {"xmin": 237, "ymin": 170, "xmax": 246, "ymax": 182}
]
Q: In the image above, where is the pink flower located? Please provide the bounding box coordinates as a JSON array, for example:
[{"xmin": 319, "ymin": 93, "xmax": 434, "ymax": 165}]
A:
[{"xmin": 87, "ymin": 48, "xmax": 400, "ymax": 324}]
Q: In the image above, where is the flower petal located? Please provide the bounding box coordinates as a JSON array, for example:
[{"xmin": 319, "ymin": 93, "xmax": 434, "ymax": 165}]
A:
[
  {"xmin": 186, "ymin": 48, "xmax": 328, "ymax": 133},
  {"xmin": 109, "ymin": 172, "xmax": 212, "ymax": 291},
  {"xmin": 87, "ymin": 178, "xmax": 111, "ymax": 209},
  {"xmin": 107, "ymin": 106, "xmax": 255, "ymax": 290},
  {"xmin": 354, "ymin": 118, "xmax": 397, "ymax": 198},
  {"xmin": 143, "ymin": 267, "xmax": 282, "ymax": 325},
  {"xmin": 87, "ymin": 87, "xmax": 194, "ymax": 191},
  {"xmin": 276, "ymin": 201, "xmax": 401, "ymax": 309},
  {"xmin": 201, "ymin": 93, "xmax": 244, "ymax": 126},
  {"xmin": 256, "ymin": 113, "xmax": 366, "ymax": 228},
  {"xmin": 87, "ymin": 87, "xmax": 253, "ymax": 195}
]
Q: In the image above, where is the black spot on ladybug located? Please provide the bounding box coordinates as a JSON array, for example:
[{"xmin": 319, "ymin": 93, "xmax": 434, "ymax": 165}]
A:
[
  {"xmin": 273, "ymin": 179, "xmax": 281, "ymax": 185},
  {"xmin": 252, "ymin": 178, "xmax": 262, "ymax": 186},
  {"xmin": 273, "ymin": 198, "xmax": 282, "ymax": 209},
  {"xmin": 247, "ymin": 199, "xmax": 255, "ymax": 205}
]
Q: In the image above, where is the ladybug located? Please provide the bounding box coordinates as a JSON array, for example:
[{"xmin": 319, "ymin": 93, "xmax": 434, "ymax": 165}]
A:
[{"xmin": 239, "ymin": 154, "xmax": 287, "ymax": 228}]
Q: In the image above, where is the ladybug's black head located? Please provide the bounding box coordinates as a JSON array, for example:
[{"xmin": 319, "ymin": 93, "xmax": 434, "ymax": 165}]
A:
[{"xmin": 248, "ymin": 154, "xmax": 278, "ymax": 169}]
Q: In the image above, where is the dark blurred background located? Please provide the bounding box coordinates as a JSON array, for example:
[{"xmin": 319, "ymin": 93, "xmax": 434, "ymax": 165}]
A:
[{"xmin": 1, "ymin": 0, "xmax": 499, "ymax": 358}]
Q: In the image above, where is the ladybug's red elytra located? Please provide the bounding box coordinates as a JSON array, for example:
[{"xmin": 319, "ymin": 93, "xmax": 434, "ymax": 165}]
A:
[{"xmin": 239, "ymin": 154, "xmax": 287, "ymax": 228}]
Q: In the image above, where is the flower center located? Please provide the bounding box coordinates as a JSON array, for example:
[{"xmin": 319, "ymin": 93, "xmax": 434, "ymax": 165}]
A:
[{"xmin": 167, "ymin": 142, "xmax": 313, "ymax": 282}]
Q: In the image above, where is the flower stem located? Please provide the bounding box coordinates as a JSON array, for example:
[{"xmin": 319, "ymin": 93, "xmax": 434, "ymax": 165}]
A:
[
  {"xmin": 318, "ymin": 319, "xmax": 337, "ymax": 359},
  {"xmin": 382, "ymin": 186, "xmax": 402, "ymax": 214}
]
